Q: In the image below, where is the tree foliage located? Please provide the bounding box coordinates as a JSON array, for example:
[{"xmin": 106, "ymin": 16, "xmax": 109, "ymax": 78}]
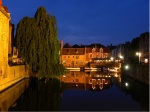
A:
[{"xmin": 16, "ymin": 6, "xmax": 67, "ymax": 78}]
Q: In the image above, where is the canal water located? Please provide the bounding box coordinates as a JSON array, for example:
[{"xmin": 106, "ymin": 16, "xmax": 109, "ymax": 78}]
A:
[{"xmin": 0, "ymin": 71, "xmax": 149, "ymax": 111}]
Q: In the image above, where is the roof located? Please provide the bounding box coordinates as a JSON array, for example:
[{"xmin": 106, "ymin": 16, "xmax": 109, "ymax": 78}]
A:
[
  {"xmin": 62, "ymin": 48, "xmax": 85, "ymax": 55},
  {"xmin": 86, "ymin": 47, "xmax": 110, "ymax": 53}
]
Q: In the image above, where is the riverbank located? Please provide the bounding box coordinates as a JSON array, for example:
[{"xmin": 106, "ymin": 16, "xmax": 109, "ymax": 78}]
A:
[
  {"xmin": 122, "ymin": 63, "xmax": 149, "ymax": 85},
  {"xmin": 0, "ymin": 65, "xmax": 29, "ymax": 92}
]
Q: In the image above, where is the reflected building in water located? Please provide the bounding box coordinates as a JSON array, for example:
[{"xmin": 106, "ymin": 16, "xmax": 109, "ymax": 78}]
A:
[
  {"xmin": 60, "ymin": 71, "xmax": 121, "ymax": 91},
  {"xmin": 0, "ymin": 79, "xmax": 29, "ymax": 111}
]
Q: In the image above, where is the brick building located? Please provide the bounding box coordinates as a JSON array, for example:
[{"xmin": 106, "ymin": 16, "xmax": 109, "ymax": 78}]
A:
[
  {"xmin": 61, "ymin": 42, "xmax": 110, "ymax": 67},
  {"xmin": 61, "ymin": 48, "xmax": 86, "ymax": 67}
]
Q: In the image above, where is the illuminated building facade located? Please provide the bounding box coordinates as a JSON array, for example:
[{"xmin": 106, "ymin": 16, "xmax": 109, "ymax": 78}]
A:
[{"xmin": 0, "ymin": 0, "xmax": 29, "ymax": 92}]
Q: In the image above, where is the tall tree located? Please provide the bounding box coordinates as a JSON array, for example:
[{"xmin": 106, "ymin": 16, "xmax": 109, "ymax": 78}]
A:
[{"xmin": 16, "ymin": 6, "xmax": 66, "ymax": 78}]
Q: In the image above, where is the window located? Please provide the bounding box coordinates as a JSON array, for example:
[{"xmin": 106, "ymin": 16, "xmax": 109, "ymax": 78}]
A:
[
  {"xmin": 76, "ymin": 79, "xmax": 79, "ymax": 82},
  {"xmin": 71, "ymin": 73, "xmax": 74, "ymax": 77},
  {"xmin": 76, "ymin": 56, "xmax": 79, "ymax": 59},
  {"xmin": 76, "ymin": 74, "xmax": 78, "ymax": 77},
  {"xmin": 75, "ymin": 49, "xmax": 78, "ymax": 53},
  {"xmin": 63, "ymin": 60, "xmax": 66, "ymax": 64},
  {"xmin": 100, "ymin": 48, "xmax": 103, "ymax": 53},
  {"xmin": 89, "ymin": 53, "xmax": 92, "ymax": 58},
  {"xmin": 92, "ymin": 48, "xmax": 95, "ymax": 52},
  {"xmin": 89, "ymin": 79, "xmax": 92, "ymax": 84},
  {"xmin": 67, "ymin": 49, "xmax": 69, "ymax": 54}
]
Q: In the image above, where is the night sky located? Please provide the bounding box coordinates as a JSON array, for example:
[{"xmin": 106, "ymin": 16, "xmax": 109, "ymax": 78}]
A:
[{"xmin": 3, "ymin": 0, "xmax": 149, "ymax": 46}]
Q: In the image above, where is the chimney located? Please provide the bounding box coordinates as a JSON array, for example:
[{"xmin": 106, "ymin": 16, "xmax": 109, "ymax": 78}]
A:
[
  {"xmin": 0, "ymin": 0, "xmax": 2, "ymax": 6},
  {"xmin": 4, "ymin": 6, "xmax": 8, "ymax": 12}
]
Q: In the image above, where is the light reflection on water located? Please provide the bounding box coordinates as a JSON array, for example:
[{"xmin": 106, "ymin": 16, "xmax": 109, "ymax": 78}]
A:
[
  {"xmin": 0, "ymin": 71, "xmax": 149, "ymax": 111},
  {"xmin": 61, "ymin": 71, "xmax": 149, "ymax": 111}
]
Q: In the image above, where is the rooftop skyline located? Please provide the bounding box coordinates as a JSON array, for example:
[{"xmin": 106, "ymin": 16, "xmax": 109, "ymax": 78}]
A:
[{"xmin": 3, "ymin": 0, "xmax": 149, "ymax": 46}]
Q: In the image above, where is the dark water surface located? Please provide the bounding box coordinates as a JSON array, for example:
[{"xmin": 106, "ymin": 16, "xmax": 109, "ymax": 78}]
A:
[{"xmin": 0, "ymin": 71, "xmax": 149, "ymax": 111}]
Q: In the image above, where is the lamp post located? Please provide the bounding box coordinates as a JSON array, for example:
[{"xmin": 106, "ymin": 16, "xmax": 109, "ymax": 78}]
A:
[
  {"xmin": 110, "ymin": 57, "xmax": 114, "ymax": 61},
  {"xmin": 136, "ymin": 52, "xmax": 141, "ymax": 64}
]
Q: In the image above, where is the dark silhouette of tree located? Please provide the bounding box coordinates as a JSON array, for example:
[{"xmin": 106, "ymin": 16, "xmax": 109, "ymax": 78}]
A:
[
  {"xmin": 72, "ymin": 44, "xmax": 80, "ymax": 48},
  {"xmin": 90, "ymin": 43, "xmax": 105, "ymax": 48},
  {"xmin": 63, "ymin": 42, "xmax": 71, "ymax": 48},
  {"xmin": 16, "ymin": 6, "xmax": 67, "ymax": 78}
]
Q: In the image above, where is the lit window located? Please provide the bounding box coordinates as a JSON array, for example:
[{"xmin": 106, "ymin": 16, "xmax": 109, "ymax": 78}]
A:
[
  {"xmin": 63, "ymin": 60, "xmax": 66, "ymax": 64},
  {"xmin": 145, "ymin": 58, "xmax": 148, "ymax": 63},
  {"xmin": 75, "ymin": 49, "xmax": 78, "ymax": 53}
]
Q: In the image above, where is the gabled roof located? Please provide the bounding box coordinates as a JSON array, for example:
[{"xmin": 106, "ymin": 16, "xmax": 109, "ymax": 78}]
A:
[
  {"xmin": 85, "ymin": 47, "xmax": 110, "ymax": 53},
  {"xmin": 62, "ymin": 48, "xmax": 85, "ymax": 55},
  {"xmin": 0, "ymin": 4, "xmax": 10, "ymax": 18}
]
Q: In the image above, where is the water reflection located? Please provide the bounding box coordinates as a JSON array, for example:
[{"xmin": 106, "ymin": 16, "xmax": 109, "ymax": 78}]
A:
[
  {"xmin": 0, "ymin": 79, "xmax": 29, "ymax": 111},
  {"xmin": 60, "ymin": 71, "xmax": 121, "ymax": 91},
  {"xmin": 60, "ymin": 71, "xmax": 148, "ymax": 111},
  {"xmin": 120, "ymin": 74, "xmax": 149, "ymax": 111},
  {"xmin": 8, "ymin": 78, "xmax": 66, "ymax": 111},
  {"xmin": 1, "ymin": 71, "xmax": 148, "ymax": 111}
]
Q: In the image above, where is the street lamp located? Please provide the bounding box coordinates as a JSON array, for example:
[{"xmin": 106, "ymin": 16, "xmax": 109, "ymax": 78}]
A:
[
  {"xmin": 125, "ymin": 65, "xmax": 129, "ymax": 70},
  {"xmin": 119, "ymin": 55, "xmax": 124, "ymax": 59},
  {"xmin": 136, "ymin": 52, "xmax": 141, "ymax": 64},
  {"xmin": 110, "ymin": 57, "xmax": 114, "ymax": 61}
]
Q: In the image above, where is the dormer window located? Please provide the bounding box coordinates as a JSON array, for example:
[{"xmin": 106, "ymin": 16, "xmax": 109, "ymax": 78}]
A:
[
  {"xmin": 75, "ymin": 49, "xmax": 78, "ymax": 53},
  {"xmin": 67, "ymin": 49, "xmax": 69, "ymax": 54},
  {"xmin": 92, "ymin": 48, "xmax": 95, "ymax": 52},
  {"xmin": 100, "ymin": 48, "xmax": 103, "ymax": 53}
]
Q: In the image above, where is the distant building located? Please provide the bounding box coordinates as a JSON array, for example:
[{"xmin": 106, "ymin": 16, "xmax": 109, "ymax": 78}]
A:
[
  {"xmin": 61, "ymin": 48, "xmax": 86, "ymax": 67},
  {"xmin": 61, "ymin": 41, "xmax": 110, "ymax": 67},
  {"xmin": 110, "ymin": 44, "xmax": 125, "ymax": 62},
  {"xmin": 85, "ymin": 47, "xmax": 110, "ymax": 63},
  {"xmin": 139, "ymin": 32, "xmax": 149, "ymax": 64}
]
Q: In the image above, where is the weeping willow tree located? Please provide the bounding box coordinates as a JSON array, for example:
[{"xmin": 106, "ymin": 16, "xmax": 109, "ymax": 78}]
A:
[{"xmin": 16, "ymin": 6, "xmax": 67, "ymax": 78}]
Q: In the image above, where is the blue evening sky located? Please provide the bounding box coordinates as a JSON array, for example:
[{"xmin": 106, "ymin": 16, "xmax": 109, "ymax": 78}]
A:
[{"xmin": 3, "ymin": 0, "xmax": 149, "ymax": 46}]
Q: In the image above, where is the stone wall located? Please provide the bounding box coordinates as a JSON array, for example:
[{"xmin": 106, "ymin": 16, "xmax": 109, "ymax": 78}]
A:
[
  {"xmin": 0, "ymin": 6, "xmax": 10, "ymax": 80},
  {"xmin": 0, "ymin": 4, "xmax": 29, "ymax": 93},
  {"xmin": 0, "ymin": 65, "xmax": 29, "ymax": 92}
]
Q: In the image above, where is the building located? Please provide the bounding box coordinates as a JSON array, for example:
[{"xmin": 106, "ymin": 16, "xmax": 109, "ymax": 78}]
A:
[
  {"xmin": 0, "ymin": 0, "xmax": 11, "ymax": 80},
  {"xmin": 0, "ymin": 0, "xmax": 29, "ymax": 92},
  {"xmin": 139, "ymin": 32, "xmax": 149, "ymax": 64},
  {"xmin": 61, "ymin": 42, "xmax": 111, "ymax": 67},
  {"xmin": 61, "ymin": 48, "xmax": 86, "ymax": 67},
  {"xmin": 85, "ymin": 47, "xmax": 110, "ymax": 63}
]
